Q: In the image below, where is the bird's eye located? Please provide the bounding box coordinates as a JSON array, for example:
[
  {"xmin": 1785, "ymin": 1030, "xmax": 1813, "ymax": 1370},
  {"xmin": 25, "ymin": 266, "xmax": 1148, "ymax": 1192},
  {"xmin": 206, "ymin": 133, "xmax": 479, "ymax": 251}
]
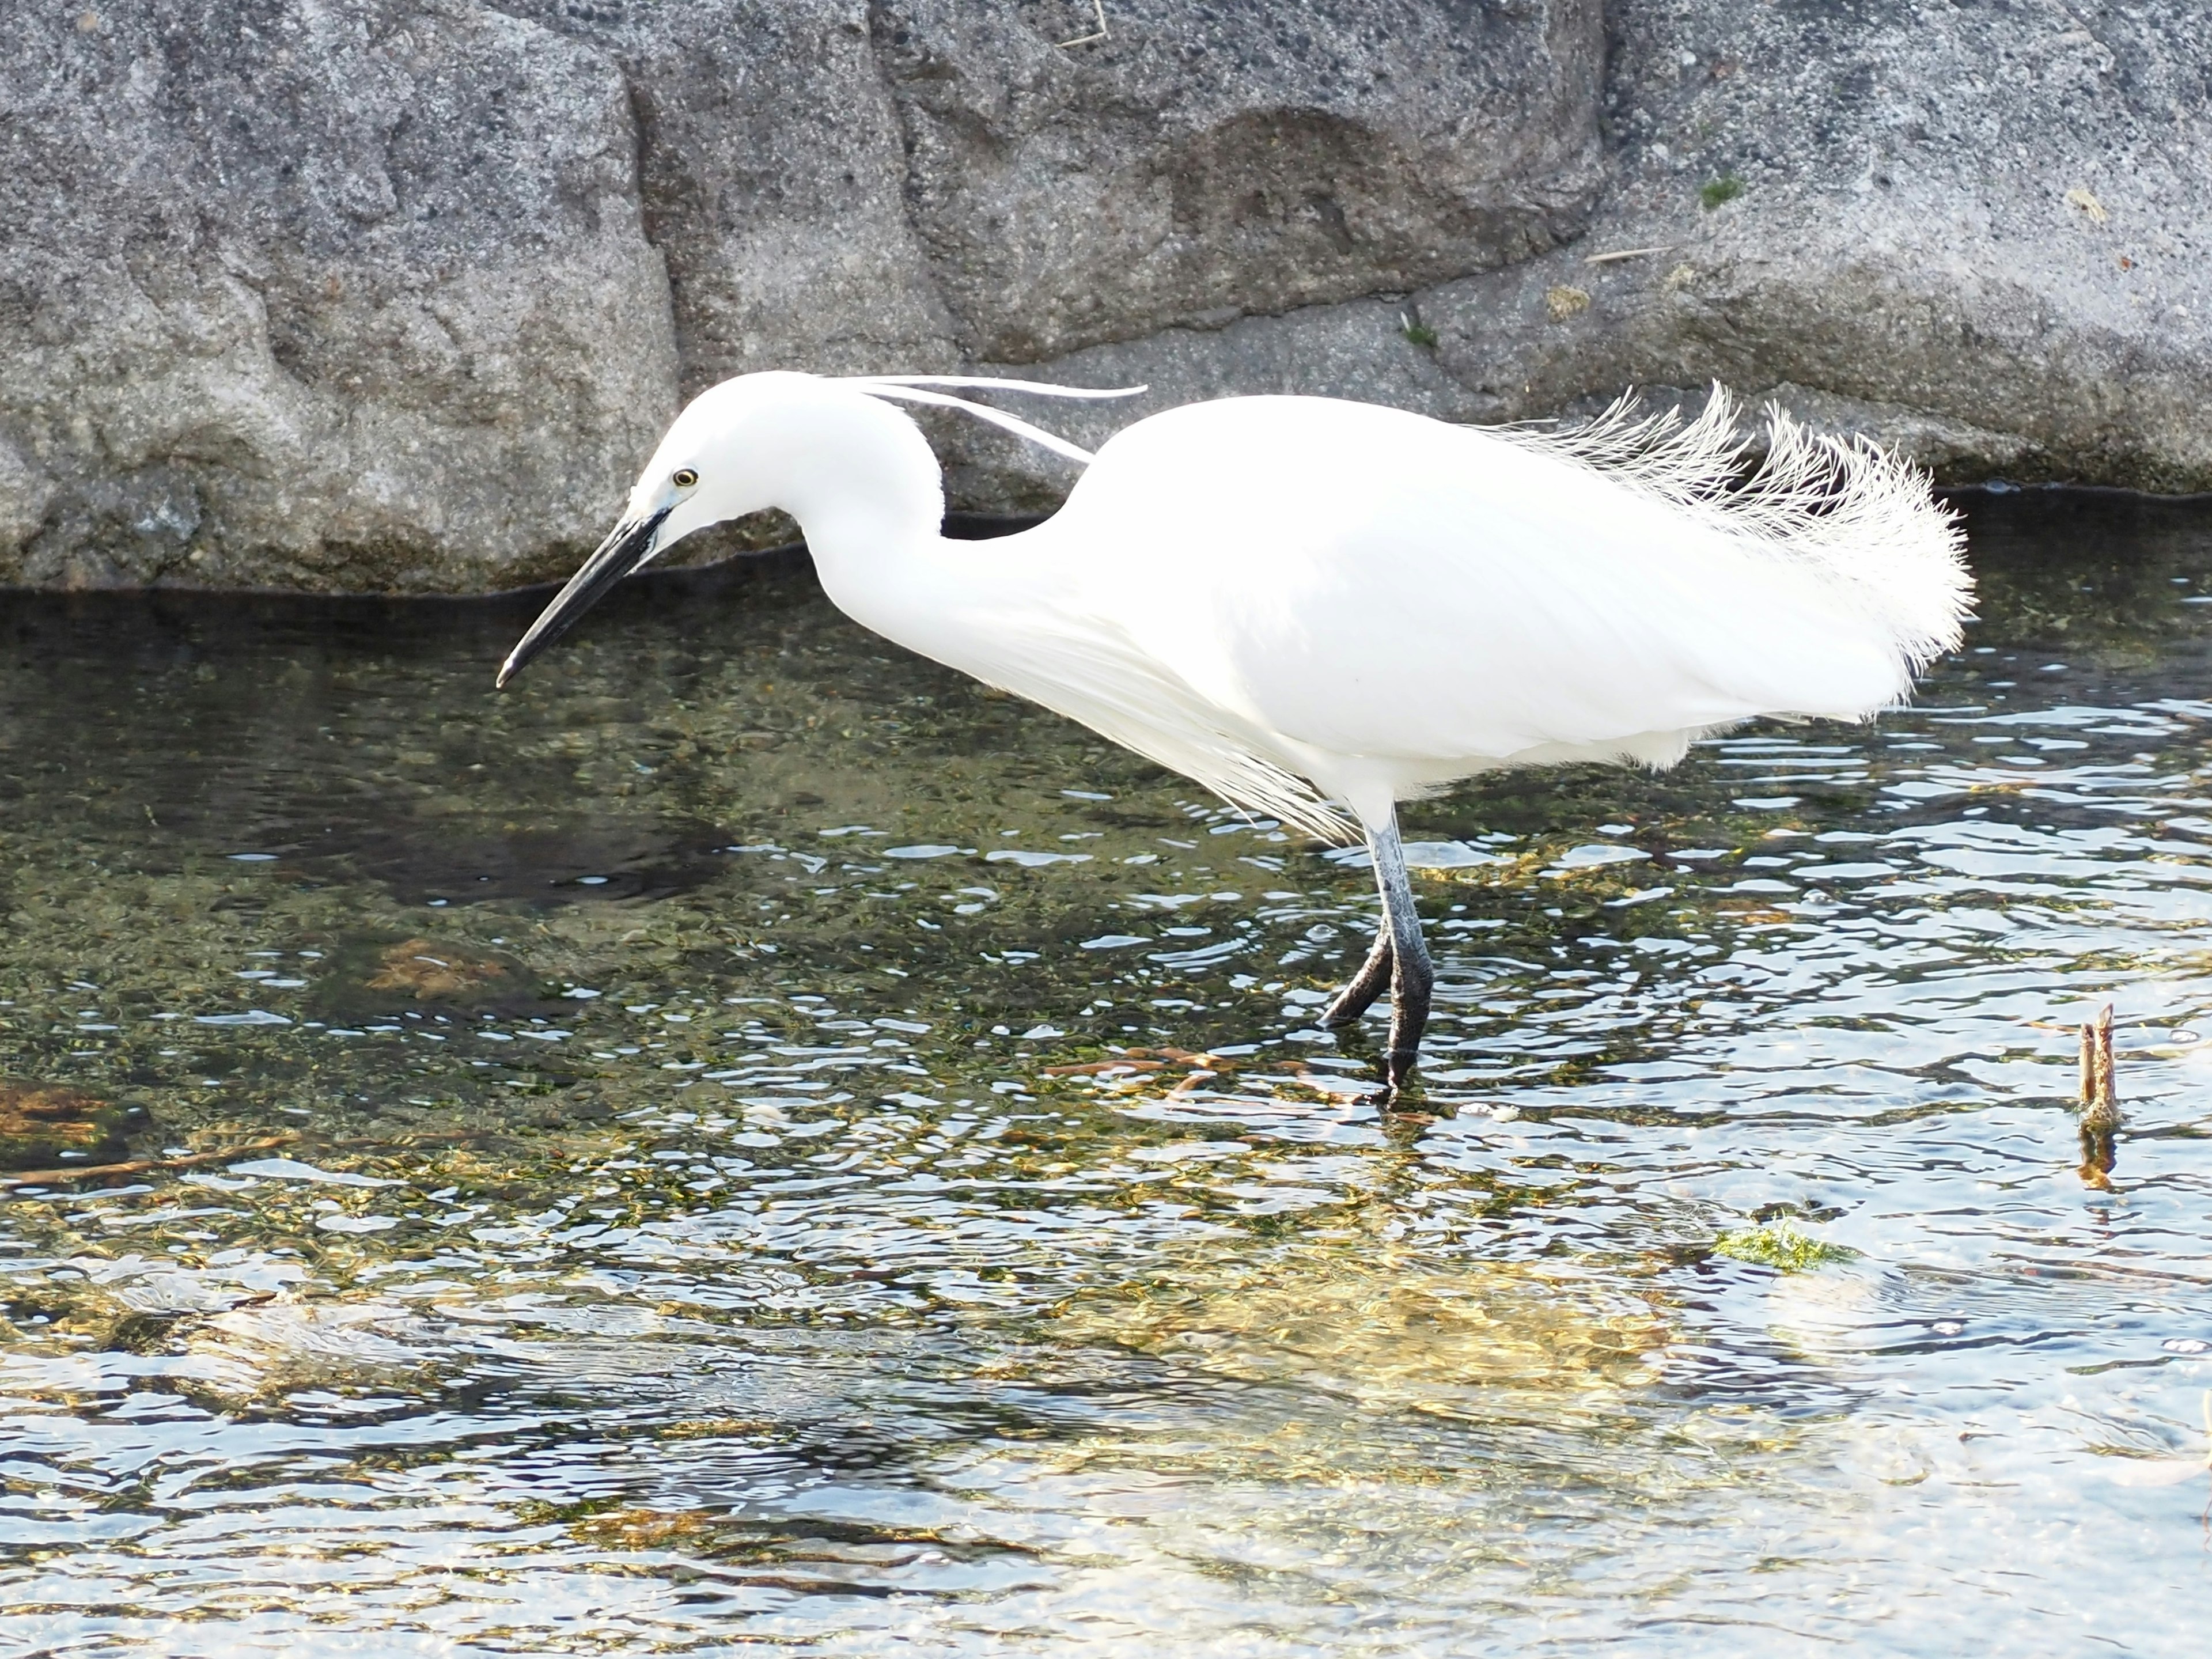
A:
[{"xmin": 672, "ymin": 468, "xmax": 699, "ymax": 488}]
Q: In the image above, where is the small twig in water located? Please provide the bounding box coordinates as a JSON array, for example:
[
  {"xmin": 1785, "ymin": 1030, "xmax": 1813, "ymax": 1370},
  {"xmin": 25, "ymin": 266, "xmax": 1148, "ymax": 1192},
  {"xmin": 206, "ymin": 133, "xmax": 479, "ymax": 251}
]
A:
[
  {"xmin": 1041, "ymin": 1046, "xmax": 1318, "ymax": 1096},
  {"xmin": 1, "ymin": 1132, "xmax": 300, "ymax": 1191},
  {"xmin": 1, "ymin": 1126, "xmax": 494, "ymax": 1191},
  {"xmin": 1057, "ymin": 0, "xmax": 1109, "ymax": 47}
]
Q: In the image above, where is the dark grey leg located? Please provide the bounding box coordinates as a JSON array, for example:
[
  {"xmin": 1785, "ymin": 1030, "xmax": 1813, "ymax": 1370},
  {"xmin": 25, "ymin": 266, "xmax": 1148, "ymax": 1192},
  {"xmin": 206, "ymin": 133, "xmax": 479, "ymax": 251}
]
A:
[
  {"xmin": 1321, "ymin": 925, "xmax": 1393, "ymax": 1028},
  {"xmin": 1369, "ymin": 814, "xmax": 1434, "ymax": 1096}
]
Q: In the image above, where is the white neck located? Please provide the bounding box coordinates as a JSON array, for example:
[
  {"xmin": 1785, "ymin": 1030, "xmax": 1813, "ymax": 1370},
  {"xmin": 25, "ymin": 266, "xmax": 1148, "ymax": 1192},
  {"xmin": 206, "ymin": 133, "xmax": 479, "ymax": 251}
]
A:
[
  {"xmin": 753, "ymin": 393, "xmax": 946, "ymax": 639},
  {"xmin": 771, "ymin": 389, "xmax": 938, "ymax": 534},
  {"xmin": 761, "ymin": 392, "xmax": 1062, "ymax": 681}
]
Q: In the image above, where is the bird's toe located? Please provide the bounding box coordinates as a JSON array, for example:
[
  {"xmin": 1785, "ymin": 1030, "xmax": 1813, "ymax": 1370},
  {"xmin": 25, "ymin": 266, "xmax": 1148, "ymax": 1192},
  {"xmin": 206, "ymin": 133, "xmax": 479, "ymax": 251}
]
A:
[{"xmin": 1382, "ymin": 1048, "xmax": 1420, "ymax": 1102}]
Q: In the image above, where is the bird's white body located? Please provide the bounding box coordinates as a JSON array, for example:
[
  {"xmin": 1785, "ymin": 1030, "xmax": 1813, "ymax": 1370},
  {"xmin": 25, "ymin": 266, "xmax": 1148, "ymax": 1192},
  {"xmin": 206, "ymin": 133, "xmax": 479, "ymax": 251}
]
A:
[
  {"xmin": 506, "ymin": 370, "xmax": 1968, "ymax": 1094},
  {"xmin": 719, "ymin": 380, "xmax": 1965, "ymax": 838}
]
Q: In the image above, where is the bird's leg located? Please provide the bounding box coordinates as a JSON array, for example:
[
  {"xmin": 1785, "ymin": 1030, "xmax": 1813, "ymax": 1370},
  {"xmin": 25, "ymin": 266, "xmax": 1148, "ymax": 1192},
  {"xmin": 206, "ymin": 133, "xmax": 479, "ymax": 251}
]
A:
[
  {"xmin": 1321, "ymin": 925, "xmax": 1393, "ymax": 1029},
  {"xmin": 1369, "ymin": 813, "xmax": 1434, "ymax": 1099}
]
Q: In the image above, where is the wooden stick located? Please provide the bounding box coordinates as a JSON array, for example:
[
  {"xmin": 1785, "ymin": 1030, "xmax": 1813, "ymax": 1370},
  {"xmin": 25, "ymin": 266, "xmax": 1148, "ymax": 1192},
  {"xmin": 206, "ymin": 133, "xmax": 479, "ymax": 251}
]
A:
[
  {"xmin": 2079, "ymin": 1003, "xmax": 2122, "ymax": 1186},
  {"xmin": 2, "ymin": 1132, "xmax": 300, "ymax": 1191},
  {"xmin": 0, "ymin": 1126, "xmax": 495, "ymax": 1192}
]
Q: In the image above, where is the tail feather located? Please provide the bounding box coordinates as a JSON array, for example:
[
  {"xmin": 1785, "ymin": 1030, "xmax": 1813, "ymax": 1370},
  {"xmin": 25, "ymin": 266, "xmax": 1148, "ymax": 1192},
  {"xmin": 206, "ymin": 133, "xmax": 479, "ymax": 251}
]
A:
[{"xmin": 1499, "ymin": 385, "xmax": 1974, "ymax": 677}]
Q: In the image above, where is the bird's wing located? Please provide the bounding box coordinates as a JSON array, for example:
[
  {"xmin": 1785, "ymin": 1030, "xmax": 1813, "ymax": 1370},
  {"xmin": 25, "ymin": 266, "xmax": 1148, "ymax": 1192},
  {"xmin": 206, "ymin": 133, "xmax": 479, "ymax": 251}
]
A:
[
  {"xmin": 1067, "ymin": 397, "xmax": 1958, "ymax": 770},
  {"xmin": 937, "ymin": 599, "xmax": 1355, "ymax": 840}
]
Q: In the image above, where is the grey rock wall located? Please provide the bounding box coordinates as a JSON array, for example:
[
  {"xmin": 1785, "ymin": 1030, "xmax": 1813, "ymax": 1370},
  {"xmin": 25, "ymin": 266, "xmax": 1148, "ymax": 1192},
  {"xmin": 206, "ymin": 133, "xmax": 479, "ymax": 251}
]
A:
[
  {"xmin": 488, "ymin": 1, "xmax": 958, "ymax": 393},
  {"xmin": 868, "ymin": 0, "xmax": 1603, "ymax": 362},
  {"xmin": 1009, "ymin": 0, "xmax": 2212, "ymax": 495},
  {"xmin": 1, "ymin": 0, "xmax": 2205, "ymax": 592},
  {"xmin": 2, "ymin": 0, "xmax": 679, "ymax": 590},
  {"xmin": 1450, "ymin": 0, "xmax": 2212, "ymax": 494}
]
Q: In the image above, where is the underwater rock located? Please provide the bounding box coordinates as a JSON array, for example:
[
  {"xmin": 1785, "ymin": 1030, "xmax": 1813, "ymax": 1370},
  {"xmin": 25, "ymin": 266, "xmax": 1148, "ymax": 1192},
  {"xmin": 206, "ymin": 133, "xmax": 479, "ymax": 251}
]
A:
[
  {"xmin": 0, "ymin": 1081, "xmax": 130, "ymax": 1171},
  {"xmin": 363, "ymin": 939, "xmax": 514, "ymax": 1002},
  {"xmin": 307, "ymin": 934, "xmax": 548, "ymax": 1024},
  {"xmin": 315, "ymin": 937, "xmax": 543, "ymax": 1019}
]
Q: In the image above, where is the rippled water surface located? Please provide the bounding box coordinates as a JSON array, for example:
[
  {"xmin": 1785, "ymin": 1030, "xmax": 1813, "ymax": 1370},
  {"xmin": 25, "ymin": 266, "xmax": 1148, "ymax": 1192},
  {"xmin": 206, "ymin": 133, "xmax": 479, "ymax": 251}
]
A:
[{"xmin": 3, "ymin": 493, "xmax": 2210, "ymax": 1656}]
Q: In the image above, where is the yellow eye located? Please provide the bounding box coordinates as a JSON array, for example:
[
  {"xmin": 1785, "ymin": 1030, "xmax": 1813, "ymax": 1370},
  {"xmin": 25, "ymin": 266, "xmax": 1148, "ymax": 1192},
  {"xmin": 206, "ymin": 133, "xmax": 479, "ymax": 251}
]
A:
[{"xmin": 672, "ymin": 468, "xmax": 698, "ymax": 488}]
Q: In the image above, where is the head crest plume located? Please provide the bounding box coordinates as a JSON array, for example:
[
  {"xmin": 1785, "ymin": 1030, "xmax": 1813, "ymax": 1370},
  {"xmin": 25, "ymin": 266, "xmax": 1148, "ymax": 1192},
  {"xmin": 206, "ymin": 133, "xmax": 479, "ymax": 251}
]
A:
[{"xmin": 838, "ymin": 376, "xmax": 1147, "ymax": 464}]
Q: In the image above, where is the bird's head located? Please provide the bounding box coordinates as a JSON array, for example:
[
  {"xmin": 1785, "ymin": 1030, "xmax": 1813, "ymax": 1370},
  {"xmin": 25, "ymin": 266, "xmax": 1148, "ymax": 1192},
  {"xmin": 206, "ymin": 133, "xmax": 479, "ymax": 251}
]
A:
[
  {"xmin": 495, "ymin": 373, "xmax": 855, "ymax": 688},
  {"xmin": 496, "ymin": 368, "xmax": 1132, "ymax": 688}
]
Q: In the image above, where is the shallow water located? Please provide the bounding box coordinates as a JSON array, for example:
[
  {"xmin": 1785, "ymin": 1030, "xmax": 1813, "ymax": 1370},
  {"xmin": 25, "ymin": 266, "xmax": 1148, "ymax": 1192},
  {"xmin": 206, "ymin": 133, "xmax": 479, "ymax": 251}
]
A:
[{"xmin": 2, "ymin": 491, "xmax": 2210, "ymax": 1656}]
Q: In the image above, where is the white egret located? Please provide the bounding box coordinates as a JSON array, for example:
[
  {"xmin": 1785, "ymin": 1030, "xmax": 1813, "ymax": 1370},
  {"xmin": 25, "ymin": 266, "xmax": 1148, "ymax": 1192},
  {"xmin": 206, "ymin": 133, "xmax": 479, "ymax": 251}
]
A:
[{"xmin": 500, "ymin": 373, "xmax": 1969, "ymax": 1099}]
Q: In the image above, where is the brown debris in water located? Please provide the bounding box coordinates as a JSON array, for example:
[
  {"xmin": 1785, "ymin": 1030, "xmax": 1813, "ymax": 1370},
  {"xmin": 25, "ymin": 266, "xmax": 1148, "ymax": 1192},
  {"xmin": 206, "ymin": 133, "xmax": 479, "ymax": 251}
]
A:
[
  {"xmin": 1, "ymin": 1131, "xmax": 297, "ymax": 1191},
  {"xmin": 365, "ymin": 938, "xmax": 510, "ymax": 1000},
  {"xmin": 1041, "ymin": 1044, "xmax": 1218, "ymax": 1077},
  {"xmin": 2, "ymin": 1126, "xmax": 497, "ymax": 1192},
  {"xmin": 1041, "ymin": 1045, "xmax": 1320, "ymax": 1089},
  {"xmin": 572, "ymin": 1508, "xmax": 724, "ymax": 1550},
  {"xmin": 560, "ymin": 1506, "xmax": 1032, "ymax": 1582},
  {"xmin": 0, "ymin": 1080, "xmax": 128, "ymax": 1171},
  {"xmin": 2078, "ymin": 1003, "xmax": 2122, "ymax": 1188}
]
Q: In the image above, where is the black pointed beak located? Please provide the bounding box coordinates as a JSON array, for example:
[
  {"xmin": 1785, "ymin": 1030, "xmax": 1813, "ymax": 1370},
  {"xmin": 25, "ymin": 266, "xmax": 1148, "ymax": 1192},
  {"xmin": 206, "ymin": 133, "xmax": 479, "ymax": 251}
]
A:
[{"xmin": 497, "ymin": 507, "xmax": 672, "ymax": 688}]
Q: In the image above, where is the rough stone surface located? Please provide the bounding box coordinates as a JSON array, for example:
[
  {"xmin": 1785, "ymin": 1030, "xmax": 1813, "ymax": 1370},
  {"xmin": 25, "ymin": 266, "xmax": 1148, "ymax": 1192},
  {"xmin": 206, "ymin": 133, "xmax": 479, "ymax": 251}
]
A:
[
  {"xmin": 491, "ymin": 1, "xmax": 959, "ymax": 393},
  {"xmin": 1431, "ymin": 0, "xmax": 2212, "ymax": 492},
  {"xmin": 1, "ymin": 0, "xmax": 678, "ymax": 591},
  {"xmin": 869, "ymin": 0, "xmax": 1603, "ymax": 361},
  {"xmin": 2, "ymin": 0, "xmax": 2206, "ymax": 592},
  {"xmin": 1015, "ymin": 1, "xmax": 2212, "ymax": 493}
]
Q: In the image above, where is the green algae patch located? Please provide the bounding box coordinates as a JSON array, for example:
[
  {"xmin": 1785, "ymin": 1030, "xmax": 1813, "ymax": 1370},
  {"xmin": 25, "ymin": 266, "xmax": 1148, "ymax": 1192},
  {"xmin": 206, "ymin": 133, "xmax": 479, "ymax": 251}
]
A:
[{"xmin": 1713, "ymin": 1219, "xmax": 1857, "ymax": 1273}]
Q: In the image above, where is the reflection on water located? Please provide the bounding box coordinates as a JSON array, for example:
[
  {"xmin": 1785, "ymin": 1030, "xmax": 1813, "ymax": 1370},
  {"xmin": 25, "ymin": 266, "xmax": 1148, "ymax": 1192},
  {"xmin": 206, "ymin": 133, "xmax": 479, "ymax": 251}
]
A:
[{"xmin": 2, "ymin": 492, "xmax": 2211, "ymax": 1654}]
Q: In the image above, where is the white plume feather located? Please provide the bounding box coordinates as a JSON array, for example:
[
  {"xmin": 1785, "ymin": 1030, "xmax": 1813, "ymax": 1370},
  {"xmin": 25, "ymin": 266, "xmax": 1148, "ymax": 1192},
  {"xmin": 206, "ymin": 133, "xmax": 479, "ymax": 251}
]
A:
[
  {"xmin": 840, "ymin": 376, "xmax": 1148, "ymax": 467},
  {"xmin": 845, "ymin": 382, "xmax": 1098, "ymax": 464},
  {"xmin": 1497, "ymin": 385, "xmax": 1972, "ymax": 675},
  {"xmin": 848, "ymin": 376, "xmax": 1148, "ymax": 401}
]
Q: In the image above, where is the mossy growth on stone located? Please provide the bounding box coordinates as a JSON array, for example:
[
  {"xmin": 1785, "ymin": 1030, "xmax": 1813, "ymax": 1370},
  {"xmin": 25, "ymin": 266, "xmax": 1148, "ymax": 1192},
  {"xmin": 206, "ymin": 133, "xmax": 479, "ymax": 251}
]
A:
[
  {"xmin": 1699, "ymin": 174, "xmax": 1747, "ymax": 209},
  {"xmin": 1544, "ymin": 284, "xmax": 1592, "ymax": 321},
  {"xmin": 1713, "ymin": 1218, "xmax": 1855, "ymax": 1272}
]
